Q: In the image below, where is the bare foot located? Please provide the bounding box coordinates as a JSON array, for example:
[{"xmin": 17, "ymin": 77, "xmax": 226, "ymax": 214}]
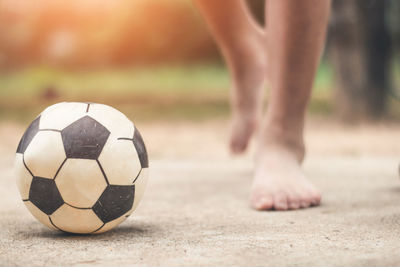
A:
[
  {"xmin": 250, "ymin": 130, "xmax": 321, "ymax": 210},
  {"xmin": 226, "ymin": 29, "xmax": 267, "ymax": 154}
]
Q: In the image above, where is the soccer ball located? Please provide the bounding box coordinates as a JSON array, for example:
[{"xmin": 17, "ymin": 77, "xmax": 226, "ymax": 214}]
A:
[{"xmin": 14, "ymin": 102, "xmax": 149, "ymax": 234}]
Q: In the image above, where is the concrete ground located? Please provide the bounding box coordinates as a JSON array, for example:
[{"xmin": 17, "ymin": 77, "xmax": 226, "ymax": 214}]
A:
[{"xmin": 0, "ymin": 118, "xmax": 399, "ymax": 266}]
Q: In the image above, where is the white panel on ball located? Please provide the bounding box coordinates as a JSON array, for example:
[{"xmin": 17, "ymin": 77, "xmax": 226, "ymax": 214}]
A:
[
  {"xmin": 132, "ymin": 168, "xmax": 149, "ymax": 211},
  {"xmin": 94, "ymin": 214, "xmax": 128, "ymax": 234},
  {"xmin": 55, "ymin": 159, "xmax": 107, "ymax": 208},
  {"xmin": 51, "ymin": 204, "xmax": 104, "ymax": 234},
  {"xmin": 39, "ymin": 102, "xmax": 87, "ymax": 130},
  {"xmin": 24, "ymin": 201, "xmax": 57, "ymax": 230},
  {"xmin": 98, "ymin": 138, "xmax": 142, "ymax": 185},
  {"xmin": 24, "ymin": 131, "xmax": 66, "ymax": 179},
  {"xmin": 87, "ymin": 104, "xmax": 135, "ymax": 138},
  {"xmin": 14, "ymin": 153, "xmax": 33, "ymax": 200}
]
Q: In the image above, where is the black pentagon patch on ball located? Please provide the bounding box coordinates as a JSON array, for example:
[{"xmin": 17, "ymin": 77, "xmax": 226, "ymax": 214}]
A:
[
  {"xmin": 16, "ymin": 116, "xmax": 40, "ymax": 154},
  {"xmin": 133, "ymin": 126, "xmax": 148, "ymax": 168},
  {"xmin": 92, "ymin": 185, "xmax": 135, "ymax": 223},
  {"xmin": 29, "ymin": 177, "xmax": 64, "ymax": 215},
  {"xmin": 61, "ymin": 116, "xmax": 110, "ymax": 159}
]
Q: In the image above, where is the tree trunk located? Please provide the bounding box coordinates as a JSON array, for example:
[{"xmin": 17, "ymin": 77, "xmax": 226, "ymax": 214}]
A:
[{"xmin": 329, "ymin": 0, "xmax": 391, "ymax": 120}]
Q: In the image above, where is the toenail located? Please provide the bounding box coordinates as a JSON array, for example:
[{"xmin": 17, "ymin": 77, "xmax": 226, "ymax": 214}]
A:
[
  {"xmin": 255, "ymin": 198, "xmax": 269, "ymax": 209},
  {"xmin": 275, "ymin": 203, "xmax": 288, "ymax": 210},
  {"xmin": 300, "ymin": 201, "xmax": 310, "ymax": 208}
]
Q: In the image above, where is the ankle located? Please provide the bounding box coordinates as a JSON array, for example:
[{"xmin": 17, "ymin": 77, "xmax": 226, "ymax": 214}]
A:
[{"xmin": 257, "ymin": 124, "xmax": 305, "ymax": 162}]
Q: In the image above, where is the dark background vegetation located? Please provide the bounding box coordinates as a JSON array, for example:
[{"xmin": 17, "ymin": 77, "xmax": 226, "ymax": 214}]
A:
[{"xmin": 0, "ymin": 0, "xmax": 398, "ymax": 122}]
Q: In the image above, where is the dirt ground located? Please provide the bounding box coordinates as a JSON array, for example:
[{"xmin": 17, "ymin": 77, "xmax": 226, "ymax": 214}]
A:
[{"xmin": 0, "ymin": 118, "xmax": 399, "ymax": 266}]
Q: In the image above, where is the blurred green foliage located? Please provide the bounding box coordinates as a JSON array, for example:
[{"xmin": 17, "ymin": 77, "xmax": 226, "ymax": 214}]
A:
[
  {"xmin": 0, "ymin": 65, "xmax": 228, "ymax": 98},
  {"xmin": 0, "ymin": 0, "xmax": 398, "ymax": 122},
  {"xmin": 0, "ymin": 62, "xmax": 334, "ymax": 122}
]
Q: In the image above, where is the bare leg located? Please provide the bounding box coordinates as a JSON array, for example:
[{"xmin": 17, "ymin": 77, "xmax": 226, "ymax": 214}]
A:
[
  {"xmin": 194, "ymin": 0, "xmax": 266, "ymax": 153},
  {"xmin": 250, "ymin": 0, "xmax": 331, "ymax": 210}
]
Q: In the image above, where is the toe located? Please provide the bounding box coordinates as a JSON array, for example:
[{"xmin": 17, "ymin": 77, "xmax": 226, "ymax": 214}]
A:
[
  {"xmin": 288, "ymin": 195, "xmax": 301, "ymax": 210},
  {"xmin": 251, "ymin": 196, "xmax": 274, "ymax": 211},
  {"xmin": 230, "ymin": 137, "xmax": 247, "ymax": 154},
  {"xmin": 230, "ymin": 128, "xmax": 251, "ymax": 154},
  {"xmin": 229, "ymin": 116, "xmax": 258, "ymax": 154},
  {"xmin": 299, "ymin": 194, "xmax": 312, "ymax": 209},
  {"xmin": 304, "ymin": 185, "xmax": 321, "ymax": 207},
  {"xmin": 273, "ymin": 193, "xmax": 289, "ymax": 211},
  {"xmin": 310, "ymin": 190, "xmax": 322, "ymax": 206}
]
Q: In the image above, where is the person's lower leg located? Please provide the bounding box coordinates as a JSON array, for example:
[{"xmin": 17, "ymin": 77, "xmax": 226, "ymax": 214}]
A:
[
  {"xmin": 194, "ymin": 0, "xmax": 266, "ymax": 153},
  {"xmin": 251, "ymin": 0, "xmax": 331, "ymax": 210}
]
